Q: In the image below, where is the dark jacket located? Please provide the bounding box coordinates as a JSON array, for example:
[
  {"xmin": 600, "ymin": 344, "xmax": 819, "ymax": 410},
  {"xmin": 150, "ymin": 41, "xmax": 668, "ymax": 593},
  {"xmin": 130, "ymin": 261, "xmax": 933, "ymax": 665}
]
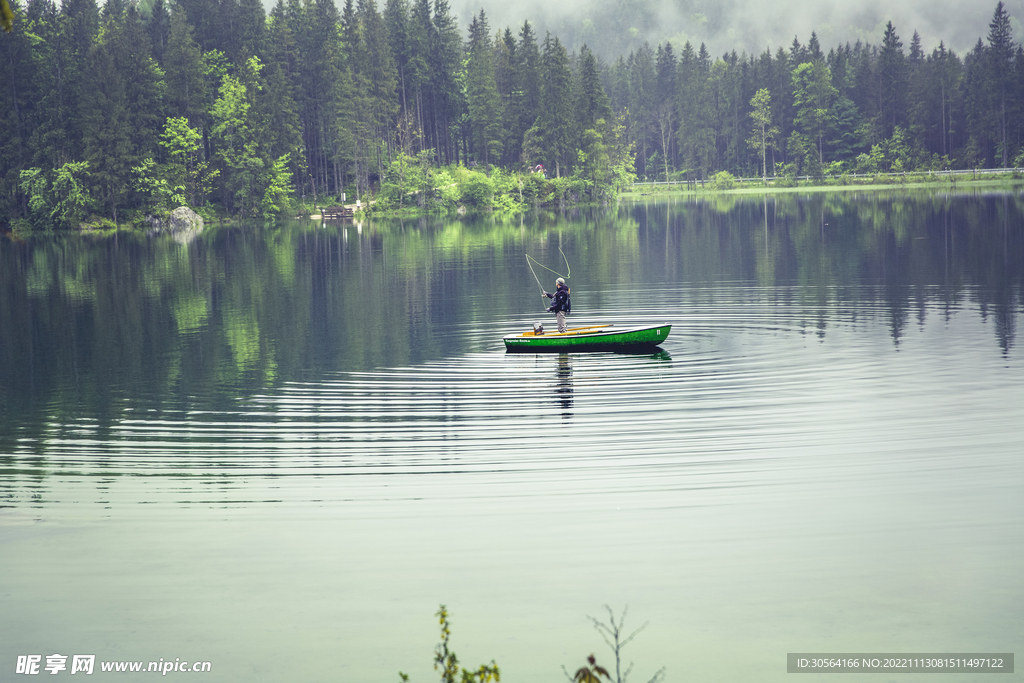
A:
[{"xmin": 546, "ymin": 284, "xmax": 571, "ymax": 314}]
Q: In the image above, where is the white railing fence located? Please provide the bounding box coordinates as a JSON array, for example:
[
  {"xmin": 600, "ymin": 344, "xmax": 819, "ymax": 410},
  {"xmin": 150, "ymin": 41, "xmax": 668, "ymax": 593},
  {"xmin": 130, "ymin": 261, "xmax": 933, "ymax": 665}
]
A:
[{"xmin": 630, "ymin": 168, "xmax": 1024, "ymax": 189}]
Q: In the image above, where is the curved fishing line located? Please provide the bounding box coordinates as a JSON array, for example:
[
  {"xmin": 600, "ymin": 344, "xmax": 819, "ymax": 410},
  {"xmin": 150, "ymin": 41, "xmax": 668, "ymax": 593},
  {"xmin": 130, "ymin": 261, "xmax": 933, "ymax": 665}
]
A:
[
  {"xmin": 526, "ymin": 249, "xmax": 572, "ymax": 310},
  {"xmin": 526, "ymin": 253, "xmax": 569, "ymax": 279}
]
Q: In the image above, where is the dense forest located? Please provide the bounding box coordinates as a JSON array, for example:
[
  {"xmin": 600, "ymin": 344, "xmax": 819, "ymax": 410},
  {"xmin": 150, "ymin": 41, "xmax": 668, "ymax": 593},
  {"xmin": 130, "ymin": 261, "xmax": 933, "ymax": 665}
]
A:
[{"xmin": 1, "ymin": 0, "xmax": 1023, "ymax": 224}]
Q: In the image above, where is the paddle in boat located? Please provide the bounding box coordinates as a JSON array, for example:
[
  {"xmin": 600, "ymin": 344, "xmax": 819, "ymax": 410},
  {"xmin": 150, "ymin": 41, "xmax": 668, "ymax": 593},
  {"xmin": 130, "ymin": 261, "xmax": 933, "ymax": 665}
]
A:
[{"xmin": 503, "ymin": 323, "xmax": 671, "ymax": 353}]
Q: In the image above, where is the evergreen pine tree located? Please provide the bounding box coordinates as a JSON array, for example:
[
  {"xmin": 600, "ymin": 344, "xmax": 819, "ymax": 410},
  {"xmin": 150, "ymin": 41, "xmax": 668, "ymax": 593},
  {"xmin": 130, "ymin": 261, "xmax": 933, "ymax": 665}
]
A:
[
  {"xmin": 512, "ymin": 20, "xmax": 541, "ymax": 164},
  {"xmin": 465, "ymin": 10, "xmax": 502, "ymax": 167},
  {"xmin": 539, "ymin": 33, "xmax": 572, "ymax": 176},
  {"xmin": 264, "ymin": 1, "xmax": 305, "ymax": 190},
  {"xmin": 80, "ymin": 35, "xmax": 132, "ymax": 222},
  {"xmin": 0, "ymin": 0, "xmax": 41, "ymax": 216},
  {"xmin": 427, "ymin": 0, "xmax": 461, "ymax": 164},
  {"xmin": 495, "ymin": 28, "xmax": 520, "ymax": 166},
  {"xmin": 146, "ymin": 0, "xmax": 170, "ymax": 64},
  {"xmin": 110, "ymin": 5, "xmax": 164, "ymax": 168},
  {"xmin": 576, "ymin": 44, "xmax": 612, "ymax": 133},
  {"xmin": 986, "ymin": 1, "xmax": 1015, "ymax": 165},
  {"xmin": 164, "ymin": 3, "xmax": 206, "ymax": 123},
  {"xmin": 879, "ymin": 21, "xmax": 907, "ymax": 137},
  {"xmin": 358, "ymin": 0, "xmax": 399, "ymax": 170},
  {"xmin": 629, "ymin": 44, "xmax": 655, "ymax": 178},
  {"xmin": 654, "ymin": 42, "xmax": 676, "ymax": 178}
]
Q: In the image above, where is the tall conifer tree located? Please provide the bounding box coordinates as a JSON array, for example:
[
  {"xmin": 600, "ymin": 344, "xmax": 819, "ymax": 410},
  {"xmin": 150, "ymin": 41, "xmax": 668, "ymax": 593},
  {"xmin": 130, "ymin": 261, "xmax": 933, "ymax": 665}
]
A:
[
  {"xmin": 539, "ymin": 33, "xmax": 572, "ymax": 176},
  {"xmin": 80, "ymin": 34, "xmax": 132, "ymax": 222},
  {"xmin": 428, "ymin": 0, "xmax": 461, "ymax": 164},
  {"xmin": 879, "ymin": 21, "xmax": 907, "ymax": 137},
  {"xmin": 164, "ymin": 3, "xmax": 206, "ymax": 124},
  {"xmin": 987, "ymin": 1, "xmax": 1015, "ymax": 165},
  {"xmin": 465, "ymin": 10, "xmax": 502, "ymax": 166}
]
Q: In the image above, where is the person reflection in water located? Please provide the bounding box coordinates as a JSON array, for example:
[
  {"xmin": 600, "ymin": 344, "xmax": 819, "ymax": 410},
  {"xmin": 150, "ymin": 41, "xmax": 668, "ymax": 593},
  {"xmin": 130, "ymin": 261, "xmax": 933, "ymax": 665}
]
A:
[
  {"xmin": 555, "ymin": 353, "xmax": 573, "ymax": 420},
  {"xmin": 543, "ymin": 277, "xmax": 571, "ymax": 333}
]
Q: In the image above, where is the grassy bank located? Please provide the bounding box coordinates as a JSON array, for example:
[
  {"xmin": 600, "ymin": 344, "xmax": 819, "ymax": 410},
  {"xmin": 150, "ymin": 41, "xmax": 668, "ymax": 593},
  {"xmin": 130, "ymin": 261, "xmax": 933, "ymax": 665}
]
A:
[{"xmin": 622, "ymin": 171, "xmax": 1024, "ymax": 199}]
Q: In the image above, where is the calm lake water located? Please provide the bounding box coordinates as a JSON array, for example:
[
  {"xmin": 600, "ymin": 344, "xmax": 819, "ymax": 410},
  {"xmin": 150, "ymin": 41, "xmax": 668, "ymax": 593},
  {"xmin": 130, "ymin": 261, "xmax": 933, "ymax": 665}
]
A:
[{"xmin": 1, "ymin": 190, "xmax": 1022, "ymax": 682}]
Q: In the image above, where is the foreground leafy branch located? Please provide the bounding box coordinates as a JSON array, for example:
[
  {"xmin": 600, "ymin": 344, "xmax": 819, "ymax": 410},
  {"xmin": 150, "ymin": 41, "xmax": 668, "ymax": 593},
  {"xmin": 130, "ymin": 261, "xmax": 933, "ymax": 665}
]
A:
[
  {"xmin": 400, "ymin": 605, "xmax": 500, "ymax": 683},
  {"xmin": 405, "ymin": 604, "xmax": 662, "ymax": 683},
  {"xmin": 565, "ymin": 654, "xmax": 613, "ymax": 683}
]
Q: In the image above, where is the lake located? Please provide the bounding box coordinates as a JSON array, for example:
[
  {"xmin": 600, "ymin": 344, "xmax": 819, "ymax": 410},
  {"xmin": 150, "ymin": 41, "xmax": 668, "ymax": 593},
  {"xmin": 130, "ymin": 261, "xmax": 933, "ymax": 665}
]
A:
[{"xmin": 1, "ymin": 189, "xmax": 1022, "ymax": 682}]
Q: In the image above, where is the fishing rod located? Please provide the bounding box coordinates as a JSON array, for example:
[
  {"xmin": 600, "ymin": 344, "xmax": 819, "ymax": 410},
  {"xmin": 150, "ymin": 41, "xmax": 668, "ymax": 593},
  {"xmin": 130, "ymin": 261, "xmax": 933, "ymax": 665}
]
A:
[
  {"xmin": 526, "ymin": 254, "xmax": 546, "ymax": 303},
  {"xmin": 526, "ymin": 248, "xmax": 571, "ymax": 309}
]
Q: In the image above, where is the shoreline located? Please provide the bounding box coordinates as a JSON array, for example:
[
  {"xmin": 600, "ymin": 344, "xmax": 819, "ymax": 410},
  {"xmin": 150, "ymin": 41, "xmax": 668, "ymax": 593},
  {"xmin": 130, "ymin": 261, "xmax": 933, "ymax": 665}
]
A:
[{"xmin": 621, "ymin": 176, "xmax": 1024, "ymax": 198}]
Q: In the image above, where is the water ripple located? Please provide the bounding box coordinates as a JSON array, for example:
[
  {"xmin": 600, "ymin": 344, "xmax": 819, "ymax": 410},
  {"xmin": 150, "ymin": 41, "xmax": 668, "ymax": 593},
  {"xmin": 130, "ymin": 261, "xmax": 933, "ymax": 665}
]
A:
[{"xmin": 2, "ymin": 287, "xmax": 1020, "ymax": 512}]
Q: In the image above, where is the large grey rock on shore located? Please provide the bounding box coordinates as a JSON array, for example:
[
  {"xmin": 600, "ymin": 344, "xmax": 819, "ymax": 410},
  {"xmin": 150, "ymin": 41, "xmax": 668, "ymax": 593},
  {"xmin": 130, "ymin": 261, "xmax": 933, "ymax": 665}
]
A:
[{"xmin": 147, "ymin": 206, "xmax": 204, "ymax": 243}]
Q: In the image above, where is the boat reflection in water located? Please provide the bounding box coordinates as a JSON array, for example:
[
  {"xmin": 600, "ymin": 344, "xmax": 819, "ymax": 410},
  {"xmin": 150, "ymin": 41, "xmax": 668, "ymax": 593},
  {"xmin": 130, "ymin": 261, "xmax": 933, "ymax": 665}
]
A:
[
  {"xmin": 548, "ymin": 348, "xmax": 671, "ymax": 423},
  {"xmin": 555, "ymin": 353, "xmax": 573, "ymax": 420}
]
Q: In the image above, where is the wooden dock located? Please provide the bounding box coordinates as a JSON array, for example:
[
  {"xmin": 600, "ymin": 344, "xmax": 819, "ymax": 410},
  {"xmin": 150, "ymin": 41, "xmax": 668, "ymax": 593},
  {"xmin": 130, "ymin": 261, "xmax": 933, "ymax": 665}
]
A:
[
  {"xmin": 320, "ymin": 205, "xmax": 355, "ymax": 220},
  {"xmin": 305, "ymin": 201, "xmax": 374, "ymax": 220}
]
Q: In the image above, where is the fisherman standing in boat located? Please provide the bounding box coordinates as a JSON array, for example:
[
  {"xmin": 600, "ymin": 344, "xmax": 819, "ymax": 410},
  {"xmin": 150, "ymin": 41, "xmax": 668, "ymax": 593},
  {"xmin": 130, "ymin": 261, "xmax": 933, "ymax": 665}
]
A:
[{"xmin": 543, "ymin": 278, "xmax": 571, "ymax": 333}]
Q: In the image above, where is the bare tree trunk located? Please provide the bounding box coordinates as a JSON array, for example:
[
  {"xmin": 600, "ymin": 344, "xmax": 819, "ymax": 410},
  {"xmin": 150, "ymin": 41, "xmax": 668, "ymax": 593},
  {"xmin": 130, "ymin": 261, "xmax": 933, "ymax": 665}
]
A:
[
  {"xmin": 1001, "ymin": 96, "xmax": 1008, "ymax": 166},
  {"xmin": 940, "ymin": 81, "xmax": 947, "ymax": 158},
  {"xmin": 761, "ymin": 124, "xmax": 767, "ymax": 182}
]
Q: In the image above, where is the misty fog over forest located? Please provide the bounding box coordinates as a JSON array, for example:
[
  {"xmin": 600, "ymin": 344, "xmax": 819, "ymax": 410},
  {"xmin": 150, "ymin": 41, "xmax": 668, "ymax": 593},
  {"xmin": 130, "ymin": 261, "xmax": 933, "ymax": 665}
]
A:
[{"xmin": 441, "ymin": 0, "xmax": 1024, "ymax": 59}]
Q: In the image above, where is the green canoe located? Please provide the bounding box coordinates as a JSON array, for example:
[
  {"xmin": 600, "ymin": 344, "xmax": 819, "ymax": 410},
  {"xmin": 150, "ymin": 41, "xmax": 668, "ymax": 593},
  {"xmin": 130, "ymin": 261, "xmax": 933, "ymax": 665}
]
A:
[{"xmin": 503, "ymin": 323, "xmax": 671, "ymax": 352}]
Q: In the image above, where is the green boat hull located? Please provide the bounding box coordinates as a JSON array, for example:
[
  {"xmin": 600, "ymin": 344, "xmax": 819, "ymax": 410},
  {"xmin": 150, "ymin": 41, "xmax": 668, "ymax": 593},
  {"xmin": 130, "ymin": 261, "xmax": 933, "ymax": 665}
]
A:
[{"xmin": 503, "ymin": 323, "xmax": 671, "ymax": 352}]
